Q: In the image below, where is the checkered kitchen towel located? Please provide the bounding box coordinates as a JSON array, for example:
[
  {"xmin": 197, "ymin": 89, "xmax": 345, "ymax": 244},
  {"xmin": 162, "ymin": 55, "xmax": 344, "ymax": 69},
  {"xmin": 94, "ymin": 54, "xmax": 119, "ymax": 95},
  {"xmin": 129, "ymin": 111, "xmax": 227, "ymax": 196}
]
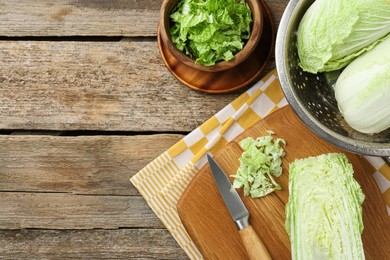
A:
[{"xmin": 130, "ymin": 69, "xmax": 390, "ymax": 259}]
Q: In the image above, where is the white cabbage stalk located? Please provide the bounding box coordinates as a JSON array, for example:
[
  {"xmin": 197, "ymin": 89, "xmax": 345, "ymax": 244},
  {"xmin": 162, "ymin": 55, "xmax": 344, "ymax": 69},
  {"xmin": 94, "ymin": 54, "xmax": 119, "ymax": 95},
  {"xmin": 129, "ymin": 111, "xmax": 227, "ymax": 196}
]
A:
[
  {"xmin": 286, "ymin": 153, "xmax": 365, "ymax": 260},
  {"xmin": 297, "ymin": 0, "xmax": 390, "ymax": 73},
  {"xmin": 335, "ymin": 36, "xmax": 390, "ymax": 134}
]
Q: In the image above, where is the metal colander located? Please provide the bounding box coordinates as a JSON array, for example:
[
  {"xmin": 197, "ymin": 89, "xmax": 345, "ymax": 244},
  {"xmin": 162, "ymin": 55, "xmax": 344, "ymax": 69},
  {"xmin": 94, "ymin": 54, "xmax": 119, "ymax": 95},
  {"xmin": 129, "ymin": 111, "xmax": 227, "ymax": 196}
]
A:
[{"xmin": 275, "ymin": 0, "xmax": 390, "ymax": 157}]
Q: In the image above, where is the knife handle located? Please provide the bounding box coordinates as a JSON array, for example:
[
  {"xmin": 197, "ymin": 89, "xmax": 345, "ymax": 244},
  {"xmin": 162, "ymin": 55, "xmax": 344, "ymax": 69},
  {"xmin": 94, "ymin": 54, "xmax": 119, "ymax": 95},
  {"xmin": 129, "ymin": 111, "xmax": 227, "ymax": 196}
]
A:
[{"xmin": 239, "ymin": 225, "xmax": 272, "ymax": 260}]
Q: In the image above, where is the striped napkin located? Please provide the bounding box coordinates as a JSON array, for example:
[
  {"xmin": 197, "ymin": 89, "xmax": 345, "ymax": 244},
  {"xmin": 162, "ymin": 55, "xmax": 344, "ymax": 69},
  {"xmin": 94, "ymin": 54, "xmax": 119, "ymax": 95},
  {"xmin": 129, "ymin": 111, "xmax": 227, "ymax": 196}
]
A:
[{"xmin": 130, "ymin": 69, "xmax": 390, "ymax": 259}]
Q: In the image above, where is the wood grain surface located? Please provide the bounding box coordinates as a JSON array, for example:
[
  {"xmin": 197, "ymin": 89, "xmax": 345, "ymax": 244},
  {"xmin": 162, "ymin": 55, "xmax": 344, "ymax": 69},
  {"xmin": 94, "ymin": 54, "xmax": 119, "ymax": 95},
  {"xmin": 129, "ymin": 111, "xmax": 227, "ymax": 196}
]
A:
[
  {"xmin": 0, "ymin": 229, "xmax": 187, "ymax": 259},
  {"xmin": 0, "ymin": 193, "xmax": 162, "ymax": 229},
  {"xmin": 0, "ymin": 0, "xmax": 288, "ymax": 37},
  {"xmin": 0, "ymin": 0, "xmax": 161, "ymax": 37},
  {"xmin": 0, "ymin": 134, "xmax": 182, "ymax": 229},
  {"xmin": 0, "ymin": 134, "xmax": 185, "ymax": 257},
  {"xmin": 0, "ymin": 135, "xmax": 182, "ymax": 195},
  {"xmin": 0, "ymin": 40, "xmax": 239, "ymax": 131},
  {"xmin": 178, "ymin": 106, "xmax": 390, "ymax": 260},
  {"xmin": 0, "ymin": 0, "xmax": 293, "ymax": 258}
]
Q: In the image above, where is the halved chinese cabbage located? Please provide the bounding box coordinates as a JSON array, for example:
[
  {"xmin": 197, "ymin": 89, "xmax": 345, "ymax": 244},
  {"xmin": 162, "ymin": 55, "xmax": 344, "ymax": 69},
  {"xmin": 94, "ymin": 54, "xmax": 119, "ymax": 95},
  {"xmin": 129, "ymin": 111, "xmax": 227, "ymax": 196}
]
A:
[{"xmin": 286, "ymin": 153, "xmax": 365, "ymax": 260}]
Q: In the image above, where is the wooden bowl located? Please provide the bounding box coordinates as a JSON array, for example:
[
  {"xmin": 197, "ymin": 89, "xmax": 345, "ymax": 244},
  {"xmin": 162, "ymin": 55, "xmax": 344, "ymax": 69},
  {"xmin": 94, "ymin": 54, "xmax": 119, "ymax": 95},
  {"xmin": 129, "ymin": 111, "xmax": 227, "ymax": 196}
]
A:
[{"xmin": 159, "ymin": 0, "xmax": 263, "ymax": 72}]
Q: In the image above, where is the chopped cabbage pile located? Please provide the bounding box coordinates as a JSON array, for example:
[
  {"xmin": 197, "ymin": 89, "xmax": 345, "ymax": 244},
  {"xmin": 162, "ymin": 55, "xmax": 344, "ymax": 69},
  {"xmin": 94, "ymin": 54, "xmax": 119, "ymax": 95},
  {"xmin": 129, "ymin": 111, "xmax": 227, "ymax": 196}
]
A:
[
  {"xmin": 170, "ymin": 0, "xmax": 252, "ymax": 66},
  {"xmin": 231, "ymin": 131, "xmax": 286, "ymax": 198}
]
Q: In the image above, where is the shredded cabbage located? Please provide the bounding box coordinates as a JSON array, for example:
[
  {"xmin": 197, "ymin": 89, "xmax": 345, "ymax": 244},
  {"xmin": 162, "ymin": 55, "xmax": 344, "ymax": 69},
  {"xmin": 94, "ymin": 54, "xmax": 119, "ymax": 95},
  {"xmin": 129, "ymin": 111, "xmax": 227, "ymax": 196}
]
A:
[
  {"xmin": 231, "ymin": 131, "xmax": 286, "ymax": 198},
  {"xmin": 286, "ymin": 153, "xmax": 365, "ymax": 260},
  {"xmin": 297, "ymin": 0, "xmax": 390, "ymax": 73},
  {"xmin": 169, "ymin": 0, "xmax": 252, "ymax": 66}
]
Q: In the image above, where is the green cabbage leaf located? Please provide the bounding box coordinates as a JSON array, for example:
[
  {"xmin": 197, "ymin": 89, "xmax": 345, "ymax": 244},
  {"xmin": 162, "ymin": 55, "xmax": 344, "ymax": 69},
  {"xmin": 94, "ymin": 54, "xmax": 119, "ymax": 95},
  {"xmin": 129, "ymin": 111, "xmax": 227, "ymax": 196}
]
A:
[
  {"xmin": 297, "ymin": 0, "xmax": 390, "ymax": 73},
  {"xmin": 286, "ymin": 153, "xmax": 365, "ymax": 260},
  {"xmin": 170, "ymin": 0, "xmax": 252, "ymax": 66},
  {"xmin": 231, "ymin": 131, "xmax": 286, "ymax": 198}
]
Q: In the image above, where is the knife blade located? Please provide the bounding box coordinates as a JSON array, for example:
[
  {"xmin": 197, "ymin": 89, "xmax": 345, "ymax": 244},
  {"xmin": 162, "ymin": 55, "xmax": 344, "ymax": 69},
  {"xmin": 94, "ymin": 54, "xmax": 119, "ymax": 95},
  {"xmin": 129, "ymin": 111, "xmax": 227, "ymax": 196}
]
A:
[{"xmin": 207, "ymin": 154, "xmax": 272, "ymax": 260}]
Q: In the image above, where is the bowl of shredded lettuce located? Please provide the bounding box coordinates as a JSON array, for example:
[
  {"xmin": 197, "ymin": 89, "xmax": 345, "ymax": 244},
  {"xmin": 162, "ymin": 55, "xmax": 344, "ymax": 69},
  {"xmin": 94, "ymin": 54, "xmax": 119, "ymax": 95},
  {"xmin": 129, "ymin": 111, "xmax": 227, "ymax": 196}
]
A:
[
  {"xmin": 275, "ymin": 0, "xmax": 390, "ymax": 157},
  {"xmin": 159, "ymin": 0, "xmax": 263, "ymax": 72}
]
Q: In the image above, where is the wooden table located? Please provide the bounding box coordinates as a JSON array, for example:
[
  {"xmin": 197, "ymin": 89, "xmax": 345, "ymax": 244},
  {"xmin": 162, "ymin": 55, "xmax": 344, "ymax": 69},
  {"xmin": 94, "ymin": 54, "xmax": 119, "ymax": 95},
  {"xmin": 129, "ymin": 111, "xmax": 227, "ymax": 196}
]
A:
[{"xmin": 0, "ymin": 0, "xmax": 288, "ymax": 258}]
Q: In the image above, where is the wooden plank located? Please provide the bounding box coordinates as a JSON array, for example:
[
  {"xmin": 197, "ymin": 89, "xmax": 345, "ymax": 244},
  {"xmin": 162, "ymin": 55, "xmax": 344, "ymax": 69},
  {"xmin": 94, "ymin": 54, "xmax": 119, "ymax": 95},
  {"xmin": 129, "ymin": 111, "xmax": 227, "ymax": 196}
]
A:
[
  {"xmin": 0, "ymin": 134, "xmax": 182, "ymax": 196},
  {"xmin": 0, "ymin": 0, "xmax": 162, "ymax": 37},
  {"xmin": 0, "ymin": 192, "xmax": 163, "ymax": 229},
  {"xmin": 0, "ymin": 39, "xmax": 243, "ymax": 131},
  {"xmin": 0, "ymin": 0, "xmax": 288, "ymax": 37},
  {"xmin": 0, "ymin": 229, "xmax": 188, "ymax": 259},
  {"xmin": 268, "ymin": 0, "xmax": 289, "ymax": 27}
]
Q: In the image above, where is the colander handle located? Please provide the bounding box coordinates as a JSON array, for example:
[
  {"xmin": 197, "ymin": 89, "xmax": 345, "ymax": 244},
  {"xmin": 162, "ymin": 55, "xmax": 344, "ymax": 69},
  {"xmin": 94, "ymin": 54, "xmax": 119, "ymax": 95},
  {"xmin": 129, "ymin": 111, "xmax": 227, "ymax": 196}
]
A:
[{"xmin": 384, "ymin": 157, "xmax": 390, "ymax": 166}]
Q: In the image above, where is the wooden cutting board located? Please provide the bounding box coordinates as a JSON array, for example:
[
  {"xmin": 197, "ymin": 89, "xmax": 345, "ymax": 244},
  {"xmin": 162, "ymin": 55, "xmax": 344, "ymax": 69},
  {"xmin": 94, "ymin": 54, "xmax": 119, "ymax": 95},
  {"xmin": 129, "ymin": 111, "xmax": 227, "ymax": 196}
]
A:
[{"xmin": 177, "ymin": 106, "xmax": 390, "ymax": 260}]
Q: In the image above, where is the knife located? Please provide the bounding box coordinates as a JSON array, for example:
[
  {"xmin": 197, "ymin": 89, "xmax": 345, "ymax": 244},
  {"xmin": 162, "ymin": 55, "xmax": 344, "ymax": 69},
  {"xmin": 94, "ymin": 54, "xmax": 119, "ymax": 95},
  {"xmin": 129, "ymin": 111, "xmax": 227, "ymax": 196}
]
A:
[{"xmin": 207, "ymin": 154, "xmax": 272, "ymax": 260}]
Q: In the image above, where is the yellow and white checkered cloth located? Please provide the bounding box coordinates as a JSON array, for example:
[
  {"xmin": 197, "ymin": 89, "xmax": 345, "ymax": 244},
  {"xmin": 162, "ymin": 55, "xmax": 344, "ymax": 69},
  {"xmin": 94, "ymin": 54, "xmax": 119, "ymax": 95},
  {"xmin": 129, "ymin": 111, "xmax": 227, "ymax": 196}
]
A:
[{"xmin": 130, "ymin": 69, "xmax": 390, "ymax": 259}]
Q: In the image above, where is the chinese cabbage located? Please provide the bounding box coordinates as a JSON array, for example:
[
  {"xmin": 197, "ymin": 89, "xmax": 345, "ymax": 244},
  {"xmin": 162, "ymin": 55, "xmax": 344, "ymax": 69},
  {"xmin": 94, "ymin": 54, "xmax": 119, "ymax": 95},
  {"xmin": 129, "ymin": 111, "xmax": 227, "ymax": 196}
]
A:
[
  {"xmin": 297, "ymin": 0, "xmax": 390, "ymax": 73},
  {"xmin": 231, "ymin": 132, "xmax": 286, "ymax": 198},
  {"xmin": 170, "ymin": 0, "xmax": 252, "ymax": 66},
  {"xmin": 335, "ymin": 36, "xmax": 390, "ymax": 134},
  {"xmin": 286, "ymin": 153, "xmax": 365, "ymax": 260}
]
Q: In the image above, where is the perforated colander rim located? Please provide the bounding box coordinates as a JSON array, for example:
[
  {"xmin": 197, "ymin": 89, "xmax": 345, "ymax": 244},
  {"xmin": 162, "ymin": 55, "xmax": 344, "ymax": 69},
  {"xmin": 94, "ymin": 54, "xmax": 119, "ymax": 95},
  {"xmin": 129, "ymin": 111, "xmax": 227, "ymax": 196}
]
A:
[{"xmin": 275, "ymin": 0, "xmax": 390, "ymax": 157}]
